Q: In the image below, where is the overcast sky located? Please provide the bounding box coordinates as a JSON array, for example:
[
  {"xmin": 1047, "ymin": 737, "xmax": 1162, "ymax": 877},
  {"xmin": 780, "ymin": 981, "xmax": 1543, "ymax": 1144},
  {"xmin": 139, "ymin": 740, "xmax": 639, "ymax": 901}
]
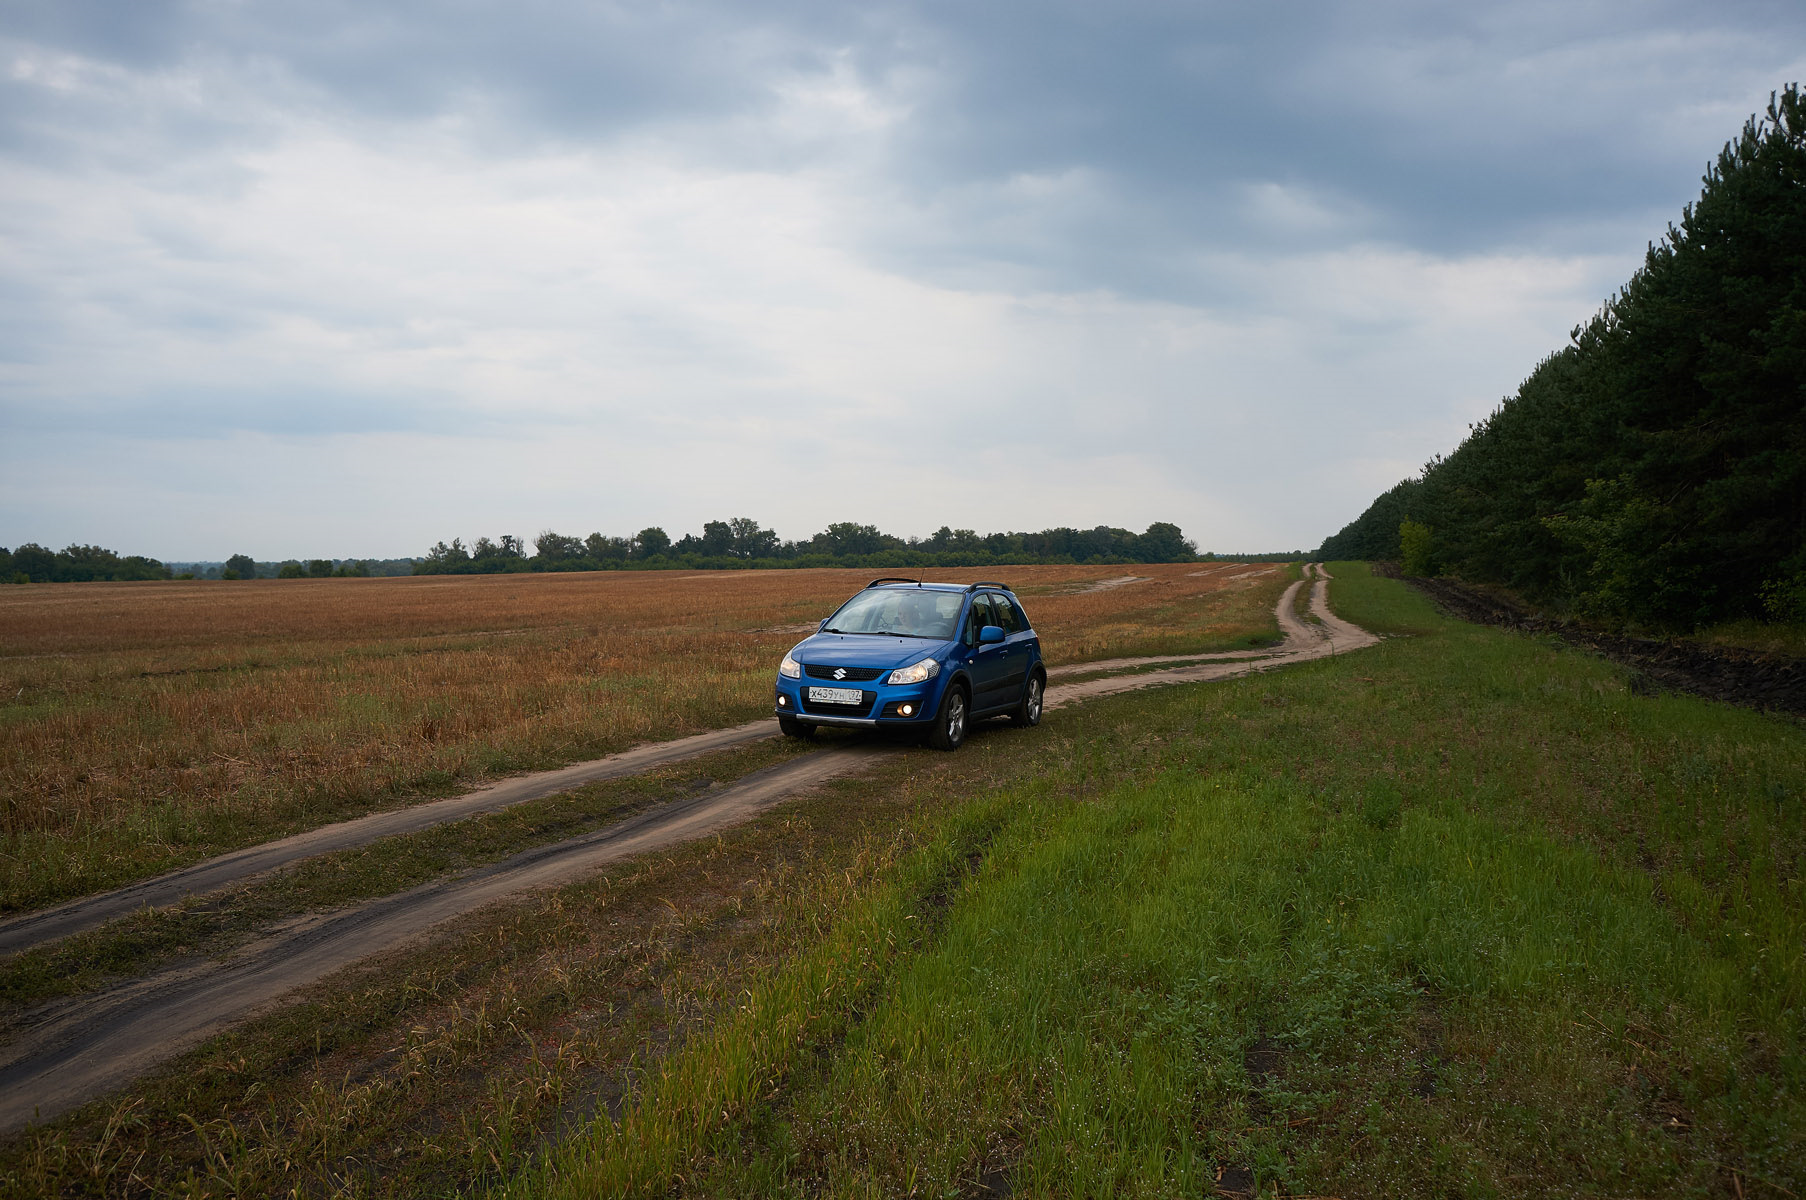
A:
[{"xmin": 2, "ymin": 1, "xmax": 1802, "ymax": 559}]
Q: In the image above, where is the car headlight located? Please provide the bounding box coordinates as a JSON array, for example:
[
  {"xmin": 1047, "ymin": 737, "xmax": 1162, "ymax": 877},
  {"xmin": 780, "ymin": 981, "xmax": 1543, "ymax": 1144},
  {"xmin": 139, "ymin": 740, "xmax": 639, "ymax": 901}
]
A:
[
  {"xmin": 779, "ymin": 652, "xmax": 802, "ymax": 679},
  {"xmin": 887, "ymin": 658, "xmax": 940, "ymax": 686}
]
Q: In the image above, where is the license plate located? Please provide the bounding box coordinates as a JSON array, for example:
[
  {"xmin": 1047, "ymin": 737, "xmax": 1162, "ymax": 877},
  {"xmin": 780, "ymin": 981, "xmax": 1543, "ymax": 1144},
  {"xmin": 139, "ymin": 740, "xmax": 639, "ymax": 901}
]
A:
[{"xmin": 808, "ymin": 686, "xmax": 864, "ymax": 705}]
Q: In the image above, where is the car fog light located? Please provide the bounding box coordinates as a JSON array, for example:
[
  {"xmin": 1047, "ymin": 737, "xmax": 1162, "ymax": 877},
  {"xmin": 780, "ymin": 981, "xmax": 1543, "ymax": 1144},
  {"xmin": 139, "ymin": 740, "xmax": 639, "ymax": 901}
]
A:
[
  {"xmin": 900, "ymin": 703, "xmax": 914, "ymax": 716},
  {"xmin": 778, "ymin": 695, "xmax": 790, "ymax": 707}
]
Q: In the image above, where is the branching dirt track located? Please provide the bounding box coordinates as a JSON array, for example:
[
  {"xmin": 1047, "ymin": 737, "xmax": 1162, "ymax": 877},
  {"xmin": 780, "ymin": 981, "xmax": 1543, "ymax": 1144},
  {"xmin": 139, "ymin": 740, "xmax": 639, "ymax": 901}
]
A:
[{"xmin": 0, "ymin": 565, "xmax": 1375, "ymax": 1133}]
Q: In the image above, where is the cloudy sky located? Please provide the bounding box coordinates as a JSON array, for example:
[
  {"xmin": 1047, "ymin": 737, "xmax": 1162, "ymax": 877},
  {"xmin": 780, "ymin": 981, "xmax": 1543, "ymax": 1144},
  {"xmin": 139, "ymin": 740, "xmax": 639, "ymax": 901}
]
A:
[{"xmin": 2, "ymin": 1, "xmax": 1802, "ymax": 559}]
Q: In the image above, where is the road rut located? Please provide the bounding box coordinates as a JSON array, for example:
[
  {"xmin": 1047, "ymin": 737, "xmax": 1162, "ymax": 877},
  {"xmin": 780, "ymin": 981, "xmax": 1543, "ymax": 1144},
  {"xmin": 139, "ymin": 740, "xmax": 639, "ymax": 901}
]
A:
[{"xmin": 0, "ymin": 747, "xmax": 882, "ymax": 1133}]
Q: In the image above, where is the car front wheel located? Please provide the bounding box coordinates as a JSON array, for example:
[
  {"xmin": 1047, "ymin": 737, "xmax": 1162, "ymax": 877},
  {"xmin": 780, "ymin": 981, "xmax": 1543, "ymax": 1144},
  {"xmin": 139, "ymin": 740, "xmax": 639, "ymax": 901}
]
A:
[
  {"xmin": 778, "ymin": 715, "xmax": 813, "ymax": 739},
  {"xmin": 1011, "ymin": 670, "xmax": 1044, "ymax": 727},
  {"xmin": 927, "ymin": 684, "xmax": 968, "ymax": 751}
]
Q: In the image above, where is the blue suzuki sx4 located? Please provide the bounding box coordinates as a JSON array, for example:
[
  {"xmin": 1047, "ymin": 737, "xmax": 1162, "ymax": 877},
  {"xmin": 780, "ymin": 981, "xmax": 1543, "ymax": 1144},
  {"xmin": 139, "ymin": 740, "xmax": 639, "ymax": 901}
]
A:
[{"xmin": 774, "ymin": 579, "xmax": 1045, "ymax": 750}]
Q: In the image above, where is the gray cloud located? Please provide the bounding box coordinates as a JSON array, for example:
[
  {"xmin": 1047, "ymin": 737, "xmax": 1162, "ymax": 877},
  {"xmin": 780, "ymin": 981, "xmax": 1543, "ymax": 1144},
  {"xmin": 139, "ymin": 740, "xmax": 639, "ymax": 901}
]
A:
[{"xmin": 2, "ymin": 0, "xmax": 1800, "ymax": 556}]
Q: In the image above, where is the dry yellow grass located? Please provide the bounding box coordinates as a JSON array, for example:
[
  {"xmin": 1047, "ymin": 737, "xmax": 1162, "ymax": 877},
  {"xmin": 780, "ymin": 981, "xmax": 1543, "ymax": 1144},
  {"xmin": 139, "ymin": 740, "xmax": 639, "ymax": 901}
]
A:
[{"xmin": 0, "ymin": 563, "xmax": 1287, "ymax": 912}]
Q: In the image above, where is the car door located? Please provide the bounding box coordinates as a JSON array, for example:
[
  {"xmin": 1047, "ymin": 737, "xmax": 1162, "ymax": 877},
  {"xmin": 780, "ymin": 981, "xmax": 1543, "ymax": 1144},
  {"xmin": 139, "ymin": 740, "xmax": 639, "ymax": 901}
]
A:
[
  {"xmin": 964, "ymin": 594, "xmax": 1013, "ymax": 712},
  {"xmin": 994, "ymin": 595, "xmax": 1033, "ymax": 701}
]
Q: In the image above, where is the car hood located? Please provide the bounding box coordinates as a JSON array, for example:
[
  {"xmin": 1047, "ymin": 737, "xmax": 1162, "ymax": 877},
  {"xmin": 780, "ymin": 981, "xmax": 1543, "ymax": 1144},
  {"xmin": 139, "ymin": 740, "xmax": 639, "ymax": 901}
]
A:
[{"xmin": 791, "ymin": 632, "xmax": 949, "ymax": 669}]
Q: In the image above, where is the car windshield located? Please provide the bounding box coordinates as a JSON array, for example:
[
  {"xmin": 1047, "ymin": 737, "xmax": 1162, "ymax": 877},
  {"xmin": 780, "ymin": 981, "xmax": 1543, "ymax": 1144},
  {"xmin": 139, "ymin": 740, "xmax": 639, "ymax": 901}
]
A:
[{"xmin": 824, "ymin": 588, "xmax": 965, "ymax": 639}]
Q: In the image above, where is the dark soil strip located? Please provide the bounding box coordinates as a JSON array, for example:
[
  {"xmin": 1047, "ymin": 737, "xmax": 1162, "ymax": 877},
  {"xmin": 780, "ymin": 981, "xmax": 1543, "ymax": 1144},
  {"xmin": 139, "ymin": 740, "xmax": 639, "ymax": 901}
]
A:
[{"xmin": 1376, "ymin": 563, "xmax": 1806, "ymax": 715}]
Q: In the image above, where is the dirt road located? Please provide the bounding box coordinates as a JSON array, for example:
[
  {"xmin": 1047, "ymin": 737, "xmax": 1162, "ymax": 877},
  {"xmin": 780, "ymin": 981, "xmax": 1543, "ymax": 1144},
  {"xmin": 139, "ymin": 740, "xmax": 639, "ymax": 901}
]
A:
[
  {"xmin": 0, "ymin": 565, "xmax": 1376, "ymax": 1133},
  {"xmin": 0, "ymin": 721, "xmax": 778, "ymax": 956}
]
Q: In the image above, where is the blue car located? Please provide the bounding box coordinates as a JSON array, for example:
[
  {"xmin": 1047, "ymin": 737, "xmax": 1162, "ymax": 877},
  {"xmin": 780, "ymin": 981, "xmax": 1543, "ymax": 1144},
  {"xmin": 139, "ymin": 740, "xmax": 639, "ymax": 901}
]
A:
[{"xmin": 774, "ymin": 578, "xmax": 1046, "ymax": 750}]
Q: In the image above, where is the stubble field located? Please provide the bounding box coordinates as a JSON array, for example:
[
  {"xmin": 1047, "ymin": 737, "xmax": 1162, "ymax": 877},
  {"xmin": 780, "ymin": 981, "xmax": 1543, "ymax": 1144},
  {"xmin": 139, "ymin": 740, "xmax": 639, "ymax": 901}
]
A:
[{"xmin": 0, "ymin": 563, "xmax": 1288, "ymax": 914}]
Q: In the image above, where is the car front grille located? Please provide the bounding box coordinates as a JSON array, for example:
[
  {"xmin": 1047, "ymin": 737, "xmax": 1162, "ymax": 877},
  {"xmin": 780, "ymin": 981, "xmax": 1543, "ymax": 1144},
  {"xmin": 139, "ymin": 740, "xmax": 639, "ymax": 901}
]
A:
[{"xmin": 803, "ymin": 664, "xmax": 885, "ymax": 682}]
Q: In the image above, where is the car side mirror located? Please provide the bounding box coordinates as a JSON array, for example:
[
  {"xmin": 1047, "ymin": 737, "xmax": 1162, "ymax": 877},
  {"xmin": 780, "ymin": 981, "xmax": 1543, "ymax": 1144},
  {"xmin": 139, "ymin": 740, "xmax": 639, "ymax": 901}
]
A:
[{"xmin": 979, "ymin": 624, "xmax": 1006, "ymax": 644}]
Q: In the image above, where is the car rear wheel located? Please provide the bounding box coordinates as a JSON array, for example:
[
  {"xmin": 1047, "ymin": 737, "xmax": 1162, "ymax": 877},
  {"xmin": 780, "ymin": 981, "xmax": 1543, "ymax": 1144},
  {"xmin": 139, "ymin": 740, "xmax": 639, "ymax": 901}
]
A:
[
  {"xmin": 1011, "ymin": 670, "xmax": 1044, "ymax": 727},
  {"xmin": 927, "ymin": 684, "xmax": 968, "ymax": 751},
  {"xmin": 778, "ymin": 715, "xmax": 813, "ymax": 739}
]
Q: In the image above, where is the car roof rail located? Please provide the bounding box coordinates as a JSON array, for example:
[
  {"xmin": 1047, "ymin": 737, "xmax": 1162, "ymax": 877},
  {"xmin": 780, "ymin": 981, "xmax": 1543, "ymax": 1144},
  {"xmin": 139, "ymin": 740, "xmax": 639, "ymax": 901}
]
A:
[
  {"xmin": 965, "ymin": 581, "xmax": 1010, "ymax": 592},
  {"xmin": 865, "ymin": 576, "xmax": 921, "ymax": 588}
]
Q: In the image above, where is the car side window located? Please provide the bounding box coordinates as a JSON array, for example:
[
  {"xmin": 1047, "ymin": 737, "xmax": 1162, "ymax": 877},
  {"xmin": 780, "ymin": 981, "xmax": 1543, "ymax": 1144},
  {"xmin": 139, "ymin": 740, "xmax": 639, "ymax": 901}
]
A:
[
  {"xmin": 966, "ymin": 594, "xmax": 996, "ymax": 642},
  {"xmin": 996, "ymin": 597, "xmax": 1026, "ymax": 634}
]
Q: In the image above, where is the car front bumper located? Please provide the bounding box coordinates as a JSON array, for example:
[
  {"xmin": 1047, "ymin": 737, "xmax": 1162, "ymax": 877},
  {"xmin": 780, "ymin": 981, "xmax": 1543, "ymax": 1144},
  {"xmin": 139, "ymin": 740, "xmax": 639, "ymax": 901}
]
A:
[{"xmin": 773, "ymin": 674, "xmax": 941, "ymax": 726}]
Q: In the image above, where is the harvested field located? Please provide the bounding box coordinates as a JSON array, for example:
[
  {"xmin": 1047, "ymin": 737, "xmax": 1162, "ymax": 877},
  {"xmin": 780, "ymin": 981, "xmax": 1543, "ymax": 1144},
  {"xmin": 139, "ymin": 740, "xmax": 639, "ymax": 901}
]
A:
[{"xmin": 0, "ymin": 563, "xmax": 1288, "ymax": 913}]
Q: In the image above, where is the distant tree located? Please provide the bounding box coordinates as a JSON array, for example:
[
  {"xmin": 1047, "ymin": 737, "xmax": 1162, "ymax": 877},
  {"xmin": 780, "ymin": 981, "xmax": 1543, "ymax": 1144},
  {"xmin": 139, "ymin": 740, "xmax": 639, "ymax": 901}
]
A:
[
  {"xmin": 55, "ymin": 545, "xmax": 117, "ymax": 581},
  {"xmin": 460, "ymin": 535, "xmax": 529, "ymax": 573},
  {"xmin": 698, "ymin": 520, "xmax": 734, "ymax": 557},
  {"xmin": 928, "ymin": 527, "xmax": 983, "ymax": 556},
  {"xmin": 43, "ymin": 545, "xmax": 171, "ymax": 582},
  {"xmin": 728, "ymin": 517, "xmax": 779, "ymax": 559},
  {"xmin": 334, "ymin": 561, "xmax": 371, "ymax": 577},
  {"xmin": 811, "ymin": 522, "xmax": 888, "ymax": 557},
  {"xmin": 278, "ymin": 562, "xmax": 306, "ymax": 578},
  {"xmin": 534, "ymin": 530, "xmax": 585, "ymax": 562},
  {"xmin": 585, "ymin": 532, "xmax": 630, "ymax": 561},
  {"xmin": 307, "ymin": 559, "xmax": 333, "ymax": 578},
  {"xmin": 118, "ymin": 555, "xmax": 172, "ymax": 580},
  {"xmin": 1135, "ymin": 522, "xmax": 1196, "ymax": 563},
  {"xmin": 633, "ymin": 527, "xmax": 671, "ymax": 559},
  {"xmin": 224, "ymin": 553, "xmax": 256, "ymax": 580},
  {"xmin": 416, "ymin": 539, "xmax": 471, "ymax": 573}
]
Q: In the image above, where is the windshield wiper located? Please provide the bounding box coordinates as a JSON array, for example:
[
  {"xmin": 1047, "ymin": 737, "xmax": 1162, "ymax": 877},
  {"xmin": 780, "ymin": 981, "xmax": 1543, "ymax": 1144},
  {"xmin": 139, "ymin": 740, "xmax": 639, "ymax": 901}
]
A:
[{"xmin": 872, "ymin": 630, "xmax": 933, "ymax": 638}]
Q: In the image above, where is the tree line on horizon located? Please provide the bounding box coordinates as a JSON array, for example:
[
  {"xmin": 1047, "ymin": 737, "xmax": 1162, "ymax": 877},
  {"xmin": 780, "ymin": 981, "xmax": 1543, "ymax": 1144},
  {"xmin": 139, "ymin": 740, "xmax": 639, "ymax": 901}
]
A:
[
  {"xmin": 1318, "ymin": 86, "xmax": 1806, "ymax": 630},
  {"xmin": 1, "ymin": 543, "xmax": 174, "ymax": 584},
  {"xmin": 0, "ymin": 521, "xmax": 1230, "ymax": 585},
  {"xmin": 413, "ymin": 520, "xmax": 1205, "ymax": 574},
  {"xmin": 0, "ymin": 544, "xmax": 418, "ymax": 583}
]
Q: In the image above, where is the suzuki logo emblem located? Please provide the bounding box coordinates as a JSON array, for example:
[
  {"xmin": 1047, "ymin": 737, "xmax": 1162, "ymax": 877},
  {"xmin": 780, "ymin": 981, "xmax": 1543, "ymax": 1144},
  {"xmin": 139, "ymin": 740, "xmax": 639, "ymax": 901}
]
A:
[{"xmin": 833, "ymin": 668, "xmax": 847, "ymax": 680}]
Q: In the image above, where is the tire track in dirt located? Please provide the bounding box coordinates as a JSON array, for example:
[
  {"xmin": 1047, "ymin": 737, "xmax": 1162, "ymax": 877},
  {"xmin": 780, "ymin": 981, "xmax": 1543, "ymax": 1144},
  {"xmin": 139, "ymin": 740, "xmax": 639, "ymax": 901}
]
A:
[
  {"xmin": 1045, "ymin": 565, "xmax": 1377, "ymax": 709},
  {"xmin": 0, "ymin": 747, "xmax": 883, "ymax": 1134},
  {"xmin": 0, "ymin": 566, "xmax": 1376, "ymax": 1131},
  {"xmin": 0, "ymin": 721, "xmax": 778, "ymax": 956}
]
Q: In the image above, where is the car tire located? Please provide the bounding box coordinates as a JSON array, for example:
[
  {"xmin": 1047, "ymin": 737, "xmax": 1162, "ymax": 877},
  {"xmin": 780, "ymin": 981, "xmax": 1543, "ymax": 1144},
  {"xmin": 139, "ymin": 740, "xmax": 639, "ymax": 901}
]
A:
[
  {"xmin": 927, "ymin": 683, "xmax": 968, "ymax": 751},
  {"xmin": 778, "ymin": 715, "xmax": 813, "ymax": 739},
  {"xmin": 1011, "ymin": 669, "xmax": 1045, "ymax": 727}
]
